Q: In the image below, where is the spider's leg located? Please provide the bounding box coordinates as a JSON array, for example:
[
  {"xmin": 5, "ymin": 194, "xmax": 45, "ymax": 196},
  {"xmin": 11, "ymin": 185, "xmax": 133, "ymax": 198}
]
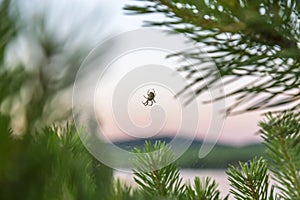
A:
[
  {"xmin": 151, "ymin": 88, "xmax": 155, "ymax": 95},
  {"xmin": 149, "ymin": 101, "xmax": 153, "ymax": 106},
  {"xmin": 147, "ymin": 90, "xmax": 150, "ymax": 95},
  {"xmin": 143, "ymin": 95, "xmax": 148, "ymax": 99},
  {"xmin": 142, "ymin": 100, "xmax": 147, "ymax": 106},
  {"xmin": 153, "ymin": 99, "xmax": 156, "ymax": 103}
]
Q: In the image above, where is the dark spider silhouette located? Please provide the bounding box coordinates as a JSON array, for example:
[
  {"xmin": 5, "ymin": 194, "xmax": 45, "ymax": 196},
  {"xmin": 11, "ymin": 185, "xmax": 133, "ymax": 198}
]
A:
[{"xmin": 142, "ymin": 89, "xmax": 156, "ymax": 106}]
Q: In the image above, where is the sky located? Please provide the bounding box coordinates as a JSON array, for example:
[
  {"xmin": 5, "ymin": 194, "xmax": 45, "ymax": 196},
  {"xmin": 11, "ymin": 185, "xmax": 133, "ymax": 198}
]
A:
[{"xmin": 12, "ymin": 0, "xmax": 265, "ymax": 146}]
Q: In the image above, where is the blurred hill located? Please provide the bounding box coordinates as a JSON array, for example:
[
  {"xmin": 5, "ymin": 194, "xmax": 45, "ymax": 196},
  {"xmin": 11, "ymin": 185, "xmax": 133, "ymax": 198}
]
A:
[{"xmin": 114, "ymin": 136, "xmax": 265, "ymax": 169}]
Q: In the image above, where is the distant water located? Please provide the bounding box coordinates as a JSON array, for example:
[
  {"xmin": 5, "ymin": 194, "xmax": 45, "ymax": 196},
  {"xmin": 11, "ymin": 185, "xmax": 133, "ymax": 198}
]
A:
[{"xmin": 114, "ymin": 169, "xmax": 231, "ymax": 199}]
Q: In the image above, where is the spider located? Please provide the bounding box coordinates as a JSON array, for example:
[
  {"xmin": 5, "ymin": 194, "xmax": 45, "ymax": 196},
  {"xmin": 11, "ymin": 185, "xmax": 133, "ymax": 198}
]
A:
[{"xmin": 142, "ymin": 89, "xmax": 156, "ymax": 106}]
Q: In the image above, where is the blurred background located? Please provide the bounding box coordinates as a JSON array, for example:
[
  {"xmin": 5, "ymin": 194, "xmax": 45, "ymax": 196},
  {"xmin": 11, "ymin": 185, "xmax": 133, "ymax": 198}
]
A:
[{"xmin": 0, "ymin": 0, "xmax": 271, "ymax": 198}]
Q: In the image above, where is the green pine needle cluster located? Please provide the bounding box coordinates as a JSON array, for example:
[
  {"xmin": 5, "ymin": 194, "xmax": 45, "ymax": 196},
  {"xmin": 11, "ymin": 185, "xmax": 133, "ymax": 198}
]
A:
[
  {"xmin": 227, "ymin": 157, "xmax": 274, "ymax": 200},
  {"xmin": 185, "ymin": 177, "xmax": 228, "ymax": 200},
  {"xmin": 132, "ymin": 141, "xmax": 185, "ymax": 199},
  {"xmin": 131, "ymin": 141, "xmax": 228, "ymax": 200},
  {"xmin": 260, "ymin": 112, "xmax": 300, "ymax": 199}
]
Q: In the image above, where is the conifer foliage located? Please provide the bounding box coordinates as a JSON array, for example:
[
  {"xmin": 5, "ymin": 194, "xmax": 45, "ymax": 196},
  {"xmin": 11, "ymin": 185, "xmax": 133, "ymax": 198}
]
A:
[{"xmin": 131, "ymin": 112, "xmax": 299, "ymax": 199}]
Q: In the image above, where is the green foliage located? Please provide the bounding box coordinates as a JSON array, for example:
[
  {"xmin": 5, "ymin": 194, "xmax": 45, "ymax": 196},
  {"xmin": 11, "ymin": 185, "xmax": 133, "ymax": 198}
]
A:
[
  {"xmin": 185, "ymin": 177, "xmax": 228, "ymax": 200},
  {"xmin": 2, "ymin": 115, "xmax": 298, "ymax": 200},
  {"xmin": 227, "ymin": 157, "xmax": 275, "ymax": 200},
  {"xmin": 224, "ymin": 111, "xmax": 300, "ymax": 200},
  {"xmin": 0, "ymin": 123, "xmax": 113, "ymax": 200},
  {"xmin": 260, "ymin": 111, "xmax": 300, "ymax": 199},
  {"xmin": 125, "ymin": 0, "xmax": 300, "ymax": 113},
  {"xmin": 110, "ymin": 179, "xmax": 135, "ymax": 200},
  {"xmin": 132, "ymin": 141, "xmax": 228, "ymax": 200},
  {"xmin": 132, "ymin": 141, "xmax": 185, "ymax": 199},
  {"xmin": 130, "ymin": 111, "xmax": 299, "ymax": 200}
]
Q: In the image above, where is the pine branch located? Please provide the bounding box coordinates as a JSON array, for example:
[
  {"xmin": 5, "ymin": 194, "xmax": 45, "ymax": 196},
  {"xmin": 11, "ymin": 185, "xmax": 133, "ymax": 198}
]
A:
[
  {"xmin": 132, "ymin": 141, "xmax": 230, "ymax": 199},
  {"xmin": 259, "ymin": 111, "xmax": 300, "ymax": 199},
  {"xmin": 227, "ymin": 157, "xmax": 276, "ymax": 200},
  {"xmin": 132, "ymin": 141, "xmax": 185, "ymax": 199},
  {"xmin": 185, "ymin": 177, "xmax": 228, "ymax": 200}
]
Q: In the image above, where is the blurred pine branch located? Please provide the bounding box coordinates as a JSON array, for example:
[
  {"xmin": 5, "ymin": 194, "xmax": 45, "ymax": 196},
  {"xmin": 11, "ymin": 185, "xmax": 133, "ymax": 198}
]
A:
[
  {"xmin": 0, "ymin": 0, "xmax": 113, "ymax": 134},
  {"xmin": 0, "ymin": 120, "xmax": 113, "ymax": 200}
]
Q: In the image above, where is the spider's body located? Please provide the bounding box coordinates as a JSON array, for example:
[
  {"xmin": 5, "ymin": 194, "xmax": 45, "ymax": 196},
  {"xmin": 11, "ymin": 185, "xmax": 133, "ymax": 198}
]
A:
[{"xmin": 142, "ymin": 89, "xmax": 156, "ymax": 106}]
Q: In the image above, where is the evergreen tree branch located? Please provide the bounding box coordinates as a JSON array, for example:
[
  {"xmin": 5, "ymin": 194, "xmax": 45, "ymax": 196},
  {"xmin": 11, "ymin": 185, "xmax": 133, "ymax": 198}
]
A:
[
  {"xmin": 185, "ymin": 177, "xmax": 228, "ymax": 200},
  {"xmin": 226, "ymin": 157, "xmax": 276, "ymax": 200},
  {"xmin": 132, "ymin": 141, "xmax": 185, "ymax": 199},
  {"xmin": 259, "ymin": 111, "xmax": 300, "ymax": 199}
]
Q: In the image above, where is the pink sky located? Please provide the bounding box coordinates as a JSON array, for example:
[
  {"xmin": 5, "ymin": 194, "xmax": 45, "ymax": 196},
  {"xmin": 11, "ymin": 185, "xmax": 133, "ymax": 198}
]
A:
[{"xmin": 96, "ymin": 84, "xmax": 264, "ymax": 146}]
